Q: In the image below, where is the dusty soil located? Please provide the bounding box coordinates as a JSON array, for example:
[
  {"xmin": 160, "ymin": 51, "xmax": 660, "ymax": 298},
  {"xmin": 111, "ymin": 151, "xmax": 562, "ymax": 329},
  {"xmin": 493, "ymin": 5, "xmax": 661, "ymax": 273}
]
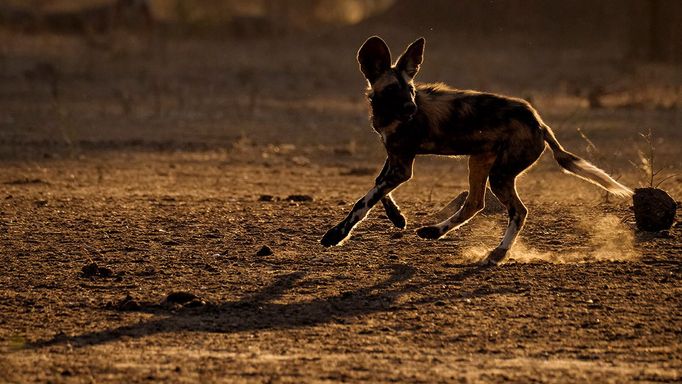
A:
[{"xmin": 0, "ymin": 30, "xmax": 681, "ymax": 383}]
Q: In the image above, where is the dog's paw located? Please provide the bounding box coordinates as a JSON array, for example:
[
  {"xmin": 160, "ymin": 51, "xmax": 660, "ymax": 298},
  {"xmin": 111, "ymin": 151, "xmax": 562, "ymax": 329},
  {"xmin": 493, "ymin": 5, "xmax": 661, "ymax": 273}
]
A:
[
  {"xmin": 479, "ymin": 248, "xmax": 508, "ymax": 266},
  {"xmin": 320, "ymin": 225, "xmax": 347, "ymax": 247},
  {"xmin": 386, "ymin": 211, "xmax": 407, "ymax": 229},
  {"xmin": 416, "ymin": 226, "xmax": 442, "ymax": 240}
]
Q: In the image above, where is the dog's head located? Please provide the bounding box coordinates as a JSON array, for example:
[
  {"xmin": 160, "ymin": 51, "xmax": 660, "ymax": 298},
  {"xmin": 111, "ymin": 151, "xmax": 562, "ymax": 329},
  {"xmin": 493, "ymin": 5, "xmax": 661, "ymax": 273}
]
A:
[{"xmin": 358, "ymin": 36, "xmax": 424, "ymax": 125}]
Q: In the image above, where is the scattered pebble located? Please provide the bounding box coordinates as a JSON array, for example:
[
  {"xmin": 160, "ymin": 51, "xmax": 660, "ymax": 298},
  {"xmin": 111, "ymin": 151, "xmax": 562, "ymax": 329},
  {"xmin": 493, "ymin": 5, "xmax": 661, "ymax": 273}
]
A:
[
  {"xmin": 81, "ymin": 262, "xmax": 99, "ymax": 277},
  {"xmin": 258, "ymin": 194, "xmax": 275, "ymax": 202},
  {"xmin": 286, "ymin": 194, "xmax": 313, "ymax": 202},
  {"xmin": 97, "ymin": 267, "xmax": 113, "ymax": 278},
  {"xmin": 34, "ymin": 199, "xmax": 48, "ymax": 207},
  {"xmin": 108, "ymin": 295, "xmax": 140, "ymax": 311},
  {"xmin": 184, "ymin": 298, "xmax": 206, "ymax": 308},
  {"xmin": 165, "ymin": 291, "xmax": 199, "ymax": 305},
  {"xmin": 256, "ymin": 245, "xmax": 273, "ymax": 256},
  {"xmin": 80, "ymin": 262, "xmax": 115, "ymax": 278}
]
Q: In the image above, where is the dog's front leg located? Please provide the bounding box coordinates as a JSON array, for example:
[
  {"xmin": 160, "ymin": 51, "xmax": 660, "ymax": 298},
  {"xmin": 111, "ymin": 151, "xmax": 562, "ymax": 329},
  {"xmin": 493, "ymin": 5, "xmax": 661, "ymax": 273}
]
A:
[
  {"xmin": 375, "ymin": 159, "xmax": 407, "ymax": 229},
  {"xmin": 321, "ymin": 156, "xmax": 414, "ymax": 247}
]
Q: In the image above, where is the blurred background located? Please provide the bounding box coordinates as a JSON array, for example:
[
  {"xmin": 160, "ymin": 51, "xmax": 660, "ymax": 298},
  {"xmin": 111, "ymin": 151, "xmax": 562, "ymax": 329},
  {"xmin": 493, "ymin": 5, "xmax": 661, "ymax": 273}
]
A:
[{"xmin": 0, "ymin": 0, "xmax": 680, "ymax": 169}]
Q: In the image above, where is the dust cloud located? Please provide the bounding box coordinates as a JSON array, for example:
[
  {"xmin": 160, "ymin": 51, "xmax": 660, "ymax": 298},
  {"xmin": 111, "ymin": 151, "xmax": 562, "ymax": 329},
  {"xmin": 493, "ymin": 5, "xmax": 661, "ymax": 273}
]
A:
[{"xmin": 462, "ymin": 214, "xmax": 637, "ymax": 264}]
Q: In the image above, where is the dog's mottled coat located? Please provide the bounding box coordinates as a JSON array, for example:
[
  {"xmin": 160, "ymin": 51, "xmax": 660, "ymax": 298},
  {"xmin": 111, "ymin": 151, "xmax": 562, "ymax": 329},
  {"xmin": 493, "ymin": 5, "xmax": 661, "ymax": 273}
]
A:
[{"xmin": 321, "ymin": 36, "xmax": 631, "ymax": 265}]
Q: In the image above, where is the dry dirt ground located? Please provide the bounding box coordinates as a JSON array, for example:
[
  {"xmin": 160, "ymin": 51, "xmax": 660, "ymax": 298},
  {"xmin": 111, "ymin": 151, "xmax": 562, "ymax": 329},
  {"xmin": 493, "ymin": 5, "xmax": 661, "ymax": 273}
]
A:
[{"xmin": 1, "ymin": 31, "xmax": 681, "ymax": 383}]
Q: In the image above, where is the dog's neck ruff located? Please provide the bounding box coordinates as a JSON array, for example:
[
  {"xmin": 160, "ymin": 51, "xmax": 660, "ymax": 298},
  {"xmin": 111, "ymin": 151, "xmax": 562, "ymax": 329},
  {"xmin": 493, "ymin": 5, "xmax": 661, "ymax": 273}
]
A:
[{"xmin": 372, "ymin": 120, "xmax": 401, "ymax": 144}]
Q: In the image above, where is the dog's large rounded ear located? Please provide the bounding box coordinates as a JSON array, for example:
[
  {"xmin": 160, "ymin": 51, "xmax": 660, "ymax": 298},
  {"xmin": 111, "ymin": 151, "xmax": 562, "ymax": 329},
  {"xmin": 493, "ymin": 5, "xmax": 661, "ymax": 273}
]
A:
[
  {"xmin": 357, "ymin": 36, "xmax": 391, "ymax": 83},
  {"xmin": 396, "ymin": 37, "xmax": 425, "ymax": 79}
]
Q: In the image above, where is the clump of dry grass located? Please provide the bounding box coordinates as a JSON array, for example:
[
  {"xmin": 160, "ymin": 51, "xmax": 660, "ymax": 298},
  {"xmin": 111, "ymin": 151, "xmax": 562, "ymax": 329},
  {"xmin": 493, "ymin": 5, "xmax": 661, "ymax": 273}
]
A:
[{"xmin": 631, "ymin": 127, "xmax": 676, "ymax": 188}]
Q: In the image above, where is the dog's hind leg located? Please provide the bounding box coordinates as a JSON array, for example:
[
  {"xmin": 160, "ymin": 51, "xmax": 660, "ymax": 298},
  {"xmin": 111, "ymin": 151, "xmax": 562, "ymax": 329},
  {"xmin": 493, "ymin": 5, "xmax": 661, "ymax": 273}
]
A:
[
  {"xmin": 416, "ymin": 153, "xmax": 495, "ymax": 239},
  {"xmin": 481, "ymin": 171, "xmax": 527, "ymax": 265},
  {"xmin": 381, "ymin": 194, "xmax": 407, "ymax": 229}
]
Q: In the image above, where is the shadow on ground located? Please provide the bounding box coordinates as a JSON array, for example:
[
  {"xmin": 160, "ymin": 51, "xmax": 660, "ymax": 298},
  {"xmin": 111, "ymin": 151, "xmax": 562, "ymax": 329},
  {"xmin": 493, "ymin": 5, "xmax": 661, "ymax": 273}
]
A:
[{"xmin": 26, "ymin": 263, "xmax": 493, "ymax": 349}]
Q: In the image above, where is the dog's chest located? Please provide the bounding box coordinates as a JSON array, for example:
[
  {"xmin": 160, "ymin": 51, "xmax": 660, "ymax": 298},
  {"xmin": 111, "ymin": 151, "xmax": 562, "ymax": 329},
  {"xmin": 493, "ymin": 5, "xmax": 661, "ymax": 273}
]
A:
[{"xmin": 374, "ymin": 121, "xmax": 401, "ymax": 146}]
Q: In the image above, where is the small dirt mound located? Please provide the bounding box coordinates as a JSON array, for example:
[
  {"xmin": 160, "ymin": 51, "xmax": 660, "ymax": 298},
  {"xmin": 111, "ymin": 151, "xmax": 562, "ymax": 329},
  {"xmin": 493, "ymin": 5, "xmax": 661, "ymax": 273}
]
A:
[{"xmin": 633, "ymin": 187, "xmax": 676, "ymax": 231}]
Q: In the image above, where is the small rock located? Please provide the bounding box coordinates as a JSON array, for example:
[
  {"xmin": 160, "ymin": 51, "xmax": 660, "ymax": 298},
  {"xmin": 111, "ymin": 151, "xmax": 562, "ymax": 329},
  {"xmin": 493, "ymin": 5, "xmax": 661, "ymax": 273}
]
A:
[
  {"xmin": 116, "ymin": 295, "xmax": 140, "ymax": 311},
  {"xmin": 34, "ymin": 199, "xmax": 48, "ymax": 207},
  {"xmin": 81, "ymin": 262, "xmax": 99, "ymax": 277},
  {"xmin": 256, "ymin": 245, "xmax": 273, "ymax": 256},
  {"xmin": 165, "ymin": 291, "xmax": 199, "ymax": 305},
  {"xmin": 258, "ymin": 194, "xmax": 274, "ymax": 202},
  {"xmin": 286, "ymin": 194, "xmax": 313, "ymax": 202},
  {"xmin": 97, "ymin": 266, "xmax": 113, "ymax": 278},
  {"xmin": 184, "ymin": 298, "xmax": 206, "ymax": 308}
]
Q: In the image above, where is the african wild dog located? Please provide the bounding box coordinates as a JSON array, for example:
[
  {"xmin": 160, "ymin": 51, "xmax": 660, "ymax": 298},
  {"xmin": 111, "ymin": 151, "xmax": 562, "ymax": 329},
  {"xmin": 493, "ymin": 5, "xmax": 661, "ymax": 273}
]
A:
[{"xmin": 320, "ymin": 36, "xmax": 632, "ymax": 265}]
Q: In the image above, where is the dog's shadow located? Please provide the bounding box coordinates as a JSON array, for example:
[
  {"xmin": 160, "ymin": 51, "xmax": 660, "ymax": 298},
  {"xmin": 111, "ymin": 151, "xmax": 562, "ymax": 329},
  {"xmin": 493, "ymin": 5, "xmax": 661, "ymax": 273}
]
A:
[
  {"xmin": 27, "ymin": 263, "xmax": 497, "ymax": 350},
  {"xmin": 26, "ymin": 263, "xmax": 499, "ymax": 349}
]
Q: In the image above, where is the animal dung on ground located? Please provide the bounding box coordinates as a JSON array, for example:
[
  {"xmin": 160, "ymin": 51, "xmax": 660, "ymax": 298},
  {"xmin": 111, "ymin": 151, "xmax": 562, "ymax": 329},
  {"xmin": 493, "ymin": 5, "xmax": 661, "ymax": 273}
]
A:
[
  {"xmin": 256, "ymin": 245, "xmax": 273, "ymax": 256},
  {"xmin": 633, "ymin": 187, "xmax": 677, "ymax": 231}
]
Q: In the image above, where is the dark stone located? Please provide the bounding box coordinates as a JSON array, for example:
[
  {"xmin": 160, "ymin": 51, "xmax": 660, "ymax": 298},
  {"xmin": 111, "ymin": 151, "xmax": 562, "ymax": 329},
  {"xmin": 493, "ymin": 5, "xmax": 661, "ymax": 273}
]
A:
[
  {"xmin": 116, "ymin": 295, "xmax": 140, "ymax": 311},
  {"xmin": 258, "ymin": 194, "xmax": 274, "ymax": 202},
  {"xmin": 184, "ymin": 299, "xmax": 206, "ymax": 308},
  {"xmin": 286, "ymin": 194, "xmax": 313, "ymax": 202},
  {"xmin": 633, "ymin": 187, "xmax": 676, "ymax": 231},
  {"xmin": 81, "ymin": 262, "xmax": 99, "ymax": 277},
  {"xmin": 256, "ymin": 245, "xmax": 273, "ymax": 256},
  {"xmin": 165, "ymin": 291, "xmax": 198, "ymax": 304},
  {"xmin": 97, "ymin": 266, "xmax": 113, "ymax": 277}
]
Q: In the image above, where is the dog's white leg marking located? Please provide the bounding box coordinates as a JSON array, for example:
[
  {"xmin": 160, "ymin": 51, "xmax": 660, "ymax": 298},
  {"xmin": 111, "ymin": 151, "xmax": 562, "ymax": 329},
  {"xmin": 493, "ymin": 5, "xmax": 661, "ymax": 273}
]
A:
[{"xmin": 498, "ymin": 221, "xmax": 518, "ymax": 250}]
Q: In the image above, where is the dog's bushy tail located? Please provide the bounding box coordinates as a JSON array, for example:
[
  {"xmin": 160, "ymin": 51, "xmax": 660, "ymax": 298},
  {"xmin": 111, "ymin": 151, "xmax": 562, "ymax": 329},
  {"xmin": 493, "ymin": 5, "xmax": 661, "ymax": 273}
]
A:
[{"xmin": 542, "ymin": 123, "xmax": 633, "ymax": 197}]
